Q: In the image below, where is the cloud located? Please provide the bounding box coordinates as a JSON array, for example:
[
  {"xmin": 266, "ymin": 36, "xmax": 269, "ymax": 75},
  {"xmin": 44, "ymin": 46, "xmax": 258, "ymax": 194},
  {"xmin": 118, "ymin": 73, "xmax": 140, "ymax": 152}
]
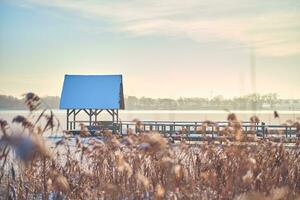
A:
[{"xmin": 16, "ymin": 0, "xmax": 300, "ymax": 56}]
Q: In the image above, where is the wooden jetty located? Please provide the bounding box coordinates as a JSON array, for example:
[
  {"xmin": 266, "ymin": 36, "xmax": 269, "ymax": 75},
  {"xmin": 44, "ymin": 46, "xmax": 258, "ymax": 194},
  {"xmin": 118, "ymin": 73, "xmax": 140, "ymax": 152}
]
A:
[
  {"xmin": 59, "ymin": 74, "xmax": 299, "ymax": 142},
  {"xmin": 67, "ymin": 120, "xmax": 299, "ymax": 141}
]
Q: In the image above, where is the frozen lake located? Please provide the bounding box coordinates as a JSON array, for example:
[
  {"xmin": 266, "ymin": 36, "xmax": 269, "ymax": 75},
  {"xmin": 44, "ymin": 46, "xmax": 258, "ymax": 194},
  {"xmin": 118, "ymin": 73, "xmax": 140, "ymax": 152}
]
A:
[{"xmin": 0, "ymin": 110, "xmax": 299, "ymax": 130}]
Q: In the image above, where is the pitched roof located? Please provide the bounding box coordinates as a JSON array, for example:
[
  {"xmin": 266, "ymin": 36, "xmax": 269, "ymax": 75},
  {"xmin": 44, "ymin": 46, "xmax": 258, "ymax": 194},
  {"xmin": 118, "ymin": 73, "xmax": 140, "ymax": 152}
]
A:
[{"xmin": 60, "ymin": 74, "xmax": 124, "ymax": 109}]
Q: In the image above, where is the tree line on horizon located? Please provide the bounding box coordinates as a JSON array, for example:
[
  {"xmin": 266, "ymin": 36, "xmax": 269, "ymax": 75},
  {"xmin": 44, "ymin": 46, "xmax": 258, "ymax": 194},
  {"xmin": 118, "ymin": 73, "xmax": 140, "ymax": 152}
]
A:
[{"xmin": 0, "ymin": 93, "xmax": 299, "ymax": 110}]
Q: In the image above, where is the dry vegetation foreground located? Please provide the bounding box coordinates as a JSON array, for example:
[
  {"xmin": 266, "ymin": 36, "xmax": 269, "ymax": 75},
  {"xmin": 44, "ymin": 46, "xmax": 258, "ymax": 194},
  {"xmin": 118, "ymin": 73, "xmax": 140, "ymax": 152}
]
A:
[{"xmin": 0, "ymin": 93, "xmax": 299, "ymax": 200}]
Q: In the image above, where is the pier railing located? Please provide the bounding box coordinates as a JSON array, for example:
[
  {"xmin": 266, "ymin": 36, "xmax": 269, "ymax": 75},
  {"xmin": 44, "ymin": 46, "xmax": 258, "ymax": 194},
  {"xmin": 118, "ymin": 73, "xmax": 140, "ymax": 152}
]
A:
[{"xmin": 68, "ymin": 120, "xmax": 299, "ymax": 140}]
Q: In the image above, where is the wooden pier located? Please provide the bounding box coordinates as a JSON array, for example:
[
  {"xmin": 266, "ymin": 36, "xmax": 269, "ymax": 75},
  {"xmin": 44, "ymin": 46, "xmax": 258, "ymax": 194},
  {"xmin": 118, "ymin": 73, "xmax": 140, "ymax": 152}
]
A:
[
  {"xmin": 68, "ymin": 120, "xmax": 299, "ymax": 141},
  {"xmin": 59, "ymin": 75, "xmax": 299, "ymax": 142}
]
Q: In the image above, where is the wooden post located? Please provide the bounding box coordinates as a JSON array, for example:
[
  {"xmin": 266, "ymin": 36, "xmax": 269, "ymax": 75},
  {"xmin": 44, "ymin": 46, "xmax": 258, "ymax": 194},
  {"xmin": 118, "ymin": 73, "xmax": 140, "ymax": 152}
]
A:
[
  {"xmin": 66, "ymin": 109, "xmax": 69, "ymax": 130},
  {"xmin": 112, "ymin": 109, "xmax": 115, "ymax": 134},
  {"xmin": 94, "ymin": 109, "xmax": 102, "ymax": 126},
  {"xmin": 95, "ymin": 109, "xmax": 97, "ymax": 124},
  {"xmin": 116, "ymin": 109, "xmax": 119, "ymax": 133},
  {"xmin": 262, "ymin": 122, "xmax": 265, "ymax": 138},
  {"xmin": 117, "ymin": 109, "xmax": 119, "ymax": 123},
  {"xmin": 73, "ymin": 109, "xmax": 76, "ymax": 130},
  {"xmin": 89, "ymin": 109, "xmax": 92, "ymax": 126}
]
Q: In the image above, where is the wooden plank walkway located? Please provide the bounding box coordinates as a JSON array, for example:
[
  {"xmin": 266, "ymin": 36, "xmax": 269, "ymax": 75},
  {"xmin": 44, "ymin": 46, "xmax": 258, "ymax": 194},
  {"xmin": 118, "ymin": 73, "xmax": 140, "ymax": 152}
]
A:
[{"xmin": 69, "ymin": 120, "xmax": 299, "ymax": 141}]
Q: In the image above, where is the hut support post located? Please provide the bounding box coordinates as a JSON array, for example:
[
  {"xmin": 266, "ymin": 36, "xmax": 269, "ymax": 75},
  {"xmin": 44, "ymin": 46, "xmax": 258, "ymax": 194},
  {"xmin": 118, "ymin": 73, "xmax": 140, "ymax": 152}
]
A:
[
  {"xmin": 89, "ymin": 109, "xmax": 92, "ymax": 126},
  {"xmin": 94, "ymin": 109, "xmax": 103, "ymax": 126},
  {"xmin": 95, "ymin": 109, "xmax": 98, "ymax": 124},
  {"xmin": 112, "ymin": 109, "xmax": 115, "ymax": 134},
  {"xmin": 117, "ymin": 109, "xmax": 119, "ymax": 123},
  {"xmin": 117, "ymin": 109, "xmax": 119, "ymax": 133},
  {"xmin": 73, "ymin": 109, "xmax": 82, "ymax": 130},
  {"xmin": 73, "ymin": 109, "xmax": 76, "ymax": 130},
  {"xmin": 66, "ymin": 109, "xmax": 69, "ymax": 130}
]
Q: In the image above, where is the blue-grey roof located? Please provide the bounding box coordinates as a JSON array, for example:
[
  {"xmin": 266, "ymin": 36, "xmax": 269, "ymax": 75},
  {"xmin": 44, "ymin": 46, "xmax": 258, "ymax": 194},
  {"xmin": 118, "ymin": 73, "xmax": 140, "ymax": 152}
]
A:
[{"xmin": 60, "ymin": 75, "xmax": 124, "ymax": 109}]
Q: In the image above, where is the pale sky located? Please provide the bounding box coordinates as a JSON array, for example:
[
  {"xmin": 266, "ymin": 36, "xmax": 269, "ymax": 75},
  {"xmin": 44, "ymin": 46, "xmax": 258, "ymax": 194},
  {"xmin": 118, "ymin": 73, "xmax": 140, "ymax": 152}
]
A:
[{"xmin": 0, "ymin": 0, "xmax": 299, "ymax": 98}]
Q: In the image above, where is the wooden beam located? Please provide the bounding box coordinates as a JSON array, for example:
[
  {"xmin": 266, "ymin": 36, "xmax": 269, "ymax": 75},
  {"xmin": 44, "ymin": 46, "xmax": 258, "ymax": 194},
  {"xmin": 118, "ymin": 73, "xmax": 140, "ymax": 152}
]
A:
[
  {"xmin": 73, "ymin": 109, "xmax": 76, "ymax": 130},
  {"xmin": 116, "ymin": 109, "xmax": 119, "ymax": 124},
  {"xmin": 96, "ymin": 109, "xmax": 103, "ymax": 115},
  {"xmin": 112, "ymin": 109, "xmax": 115, "ymax": 133},
  {"xmin": 94, "ymin": 109, "xmax": 98, "ymax": 123},
  {"xmin": 75, "ymin": 109, "xmax": 82, "ymax": 115},
  {"xmin": 106, "ymin": 109, "xmax": 113, "ymax": 116},
  {"xmin": 117, "ymin": 109, "xmax": 119, "ymax": 133},
  {"xmin": 83, "ymin": 109, "xmax": 89, "ymax": 116},
  {"xmin": 66, "ymin": 109, "xmax": 69, "ymax": 130},
  {"xmin": 69, "ymin": 109, "xmax": 75, "ymax": 115},
  {"xmin": 112, "ymin": 109, "xmax": 115, "ymax": 122},
  {"xmin": 89, "ymin": 109, "xmax": 92, "ymax": 126}
]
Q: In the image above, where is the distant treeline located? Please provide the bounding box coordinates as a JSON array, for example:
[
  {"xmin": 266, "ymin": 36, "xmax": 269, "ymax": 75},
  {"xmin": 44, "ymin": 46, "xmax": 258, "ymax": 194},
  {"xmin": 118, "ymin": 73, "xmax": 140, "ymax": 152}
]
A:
[
  {"xmin": 0, "ymin": 95, "xmax": 60, "ymax": 110},
  {"xmin": 126, "ymin": 94, "xmax": 300, "ymax": 110},
  {"xmin": 0, "ymin": 94, "xmax": 299, "ymax": 110}
]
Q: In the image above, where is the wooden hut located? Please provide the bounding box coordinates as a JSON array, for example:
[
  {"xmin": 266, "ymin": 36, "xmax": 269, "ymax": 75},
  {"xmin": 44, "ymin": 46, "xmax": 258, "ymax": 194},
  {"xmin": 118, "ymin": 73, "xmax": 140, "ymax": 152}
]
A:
[{"xmin": 60, "ymin": 74, "xmax": 124, "ymax": 134}]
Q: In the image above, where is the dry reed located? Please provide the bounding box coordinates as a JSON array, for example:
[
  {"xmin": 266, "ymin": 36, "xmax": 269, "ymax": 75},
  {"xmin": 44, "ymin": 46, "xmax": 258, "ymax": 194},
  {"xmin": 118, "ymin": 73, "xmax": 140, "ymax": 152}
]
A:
[{"xmin": 0, "ymin": 93, "xmax": 299, "ymax": 199}]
